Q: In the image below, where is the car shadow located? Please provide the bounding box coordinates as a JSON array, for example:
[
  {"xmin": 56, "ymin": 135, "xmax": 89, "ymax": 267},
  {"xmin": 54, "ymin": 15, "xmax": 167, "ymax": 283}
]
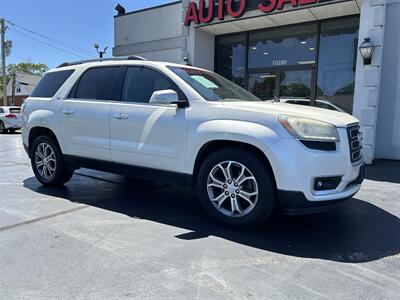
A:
[{"xmin": 23, "ymin": 171, "xmax": 400, "ymax": 264}]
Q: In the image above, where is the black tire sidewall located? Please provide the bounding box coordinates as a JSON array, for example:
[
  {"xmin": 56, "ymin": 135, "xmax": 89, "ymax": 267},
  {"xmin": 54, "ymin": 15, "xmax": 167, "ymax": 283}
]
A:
[
  {"xmin": 30, "ymin": 135, "xmax": 71, "ymax": 186},
  {"xmin": 0, "ymin": 121, "xmax": 5, "ymax": 134},
  {"xmin": 197, "ymin": 148, "xmax": 276, "ymax": 228}
]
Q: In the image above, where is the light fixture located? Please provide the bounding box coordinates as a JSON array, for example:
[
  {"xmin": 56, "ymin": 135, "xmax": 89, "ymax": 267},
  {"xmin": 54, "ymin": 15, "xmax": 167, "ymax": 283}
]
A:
[
  {"xmin": 359, "ymin": 38, "xmax": 375, "ymax": 65},
  {"xmin": 252, "ymin": 46, "xmax": 257, "ymax": 50},
  {"xmin": 301, "ymin": 41, "xmax": 307, "ymax": 44},
  {"xmin": 309, "ymin": 47, "xmax": 315, "ymax": 51},
  {"xmin": 263, "ymin": 52, "xmax": 269, "ymax": 55},
  {"xmin": 260, "ymin": 74, "xmax": 276, "ymax": 79},
  {"xmin": 115, "ymin": 3, "xmax": 126, "ymax": 16}
]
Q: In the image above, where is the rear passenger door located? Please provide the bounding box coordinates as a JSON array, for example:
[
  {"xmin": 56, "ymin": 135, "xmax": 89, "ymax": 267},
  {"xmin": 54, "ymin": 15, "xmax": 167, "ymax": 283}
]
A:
[
  {"xmin": 109, "ymin": 66, "xmax": 188, "ymax": 173},
  {"xmin": 60, "ymin": 66, "xmax": 123, "ymax": 161}
]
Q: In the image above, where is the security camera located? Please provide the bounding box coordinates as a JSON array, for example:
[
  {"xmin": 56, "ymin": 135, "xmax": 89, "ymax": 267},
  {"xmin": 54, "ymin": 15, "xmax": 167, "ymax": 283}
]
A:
[{"xmin": 115, "ymin": 4, "xmax": 126, "ymax": 16}]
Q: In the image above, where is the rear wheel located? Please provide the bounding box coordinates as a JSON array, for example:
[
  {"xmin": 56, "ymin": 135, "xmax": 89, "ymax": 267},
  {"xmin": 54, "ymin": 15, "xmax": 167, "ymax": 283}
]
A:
[
  {"xmin": 0, "ymin": 121, "xmax": 6, "ymax": 134},
  {"xmin": 30, "ymin": 135, "xmax": 73, "ymax": 186},
  {"xmin": 197, "ymin": 148, "xmax": 276, "ymax": 228},
  {"xmin": 9, "ymin": 128, "xmax": 16, "ymax": 134}
]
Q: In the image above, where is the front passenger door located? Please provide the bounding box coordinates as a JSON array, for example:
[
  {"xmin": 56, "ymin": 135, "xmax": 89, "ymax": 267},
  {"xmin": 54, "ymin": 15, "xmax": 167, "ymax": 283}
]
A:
[{"xmin": 110, "ymin": 66, "xmax": 188, "ymax": 173}]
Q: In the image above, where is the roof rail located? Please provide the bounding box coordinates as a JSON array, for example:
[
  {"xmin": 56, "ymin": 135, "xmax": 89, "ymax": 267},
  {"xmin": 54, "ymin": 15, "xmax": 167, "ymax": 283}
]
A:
[{"xmin": 57, "ymin": 56, "xmax": 146, "ymax": 68}]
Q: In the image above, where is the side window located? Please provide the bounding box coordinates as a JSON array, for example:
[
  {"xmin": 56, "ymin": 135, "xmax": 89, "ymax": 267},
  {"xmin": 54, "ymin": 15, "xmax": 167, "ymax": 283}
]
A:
[
  {"xmin": 31, "ymin": 70, "xmax": 74, "ymax": 98},
  {"xmin": 0, "ymin": 108, "xmax": 4, "ymax": 113},
  {"xmin": 74, "ymin": 67, "xmax": 119, "ymax": 100},
  {"xmin": 121, "ymin": 67, "xmax": 185, "ymax": 103}
]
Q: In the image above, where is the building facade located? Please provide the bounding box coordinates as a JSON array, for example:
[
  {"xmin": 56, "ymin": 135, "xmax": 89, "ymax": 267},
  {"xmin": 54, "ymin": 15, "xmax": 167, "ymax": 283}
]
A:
[
  {"xmin": 113, "ymin": 0, "xmax": 400, "ymax": 163},
  {"xmin": 5, "ymin": 73, "xmax": 42, "ymax": 106}
]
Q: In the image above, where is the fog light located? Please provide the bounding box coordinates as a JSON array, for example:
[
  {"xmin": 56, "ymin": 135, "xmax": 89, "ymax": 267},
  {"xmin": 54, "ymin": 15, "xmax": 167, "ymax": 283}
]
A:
[{"xmin": 313, "ymin": 177, "xmax": 342, "ymax": 191}]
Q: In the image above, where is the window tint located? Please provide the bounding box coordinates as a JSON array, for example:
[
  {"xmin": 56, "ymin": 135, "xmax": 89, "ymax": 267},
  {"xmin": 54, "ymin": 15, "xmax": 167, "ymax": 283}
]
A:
[
  {"xmin": 75, "ymin": 67, "xmax": 119, "ymax": 100},
  {"xmin": 121, "ymin": 67, "xmax": 184, "ymax": 103},
  {"xmin": 31, "ymin": 70, "xmax": 74, "ymax": 98},
  {"xmin": 0, "ymin": 108, "xmax": 4, "ymax": 113}
]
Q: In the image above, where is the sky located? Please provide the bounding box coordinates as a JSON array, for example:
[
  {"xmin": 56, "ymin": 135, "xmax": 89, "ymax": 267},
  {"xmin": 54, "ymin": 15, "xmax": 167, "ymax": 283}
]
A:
[{"xmin": 0, "ymin": 0, "xmax": 175, "ymax": 68}]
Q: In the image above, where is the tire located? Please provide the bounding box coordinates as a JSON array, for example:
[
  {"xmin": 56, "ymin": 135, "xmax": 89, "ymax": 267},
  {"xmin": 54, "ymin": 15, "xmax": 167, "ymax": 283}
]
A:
[
  {"xmin": 0, "ymin": 121, "xmax": 6, "ymax": 134},
  {"xmin": 9, "ymin": 128, "xmax": 16, "ymax": 134},
  {"xmin": 30, "ymin": 135, "xmax": 73, "ymax": 186},
  {"xmin": 197, "ymin": 147, "xmax": 276, "ymax": 228}
]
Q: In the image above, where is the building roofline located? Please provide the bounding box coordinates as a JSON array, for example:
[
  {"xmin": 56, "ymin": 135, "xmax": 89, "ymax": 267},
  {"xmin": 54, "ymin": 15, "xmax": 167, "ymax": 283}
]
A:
[{"xmin": 114, "ymin": 1, "xmax": 182, "ymax": 18}]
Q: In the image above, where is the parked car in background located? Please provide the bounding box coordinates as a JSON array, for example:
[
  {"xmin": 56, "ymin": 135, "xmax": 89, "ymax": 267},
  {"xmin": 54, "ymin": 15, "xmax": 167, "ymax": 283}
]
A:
[
  {"xmin": 22, "ymin": 58, "xmax": 364, "ymax": 228},
  {"xmin": 0, "ymin": 106, "xmax": 23, "ymax": 134},
  {"xmin": 279, "ymin": 98, "xmax": 348, "ymax": 113}
]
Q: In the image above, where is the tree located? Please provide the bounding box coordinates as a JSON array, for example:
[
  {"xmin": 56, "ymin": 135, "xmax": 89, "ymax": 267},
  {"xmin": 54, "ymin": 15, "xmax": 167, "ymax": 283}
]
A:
[
  {"xmin": 1, "ymin": 62, "xmax": 49, "ymax": 95},
  {"xmin": 7, "ymin": 62, "xmax": 49, "ymax": 76}
]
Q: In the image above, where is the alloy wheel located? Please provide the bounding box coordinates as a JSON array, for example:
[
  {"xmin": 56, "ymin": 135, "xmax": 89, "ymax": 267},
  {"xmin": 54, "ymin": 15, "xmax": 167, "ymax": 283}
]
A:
[
  {"xmin": 34, "ymin": 142, "xmax": 57, "ymax": 180},
  {"xmin": 207, "ymin": 160, "xmax": 258, "ymax": 218}
]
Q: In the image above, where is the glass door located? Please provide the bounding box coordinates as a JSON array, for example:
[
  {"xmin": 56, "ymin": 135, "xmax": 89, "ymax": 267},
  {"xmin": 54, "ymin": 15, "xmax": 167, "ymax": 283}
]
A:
[
  {"xmin": 248, "ymin": 72, "xmax": 278, "ymax": 101},
  {"xmin": 248, "ymin": 67, "xmax": 314, "ymax": 102}
]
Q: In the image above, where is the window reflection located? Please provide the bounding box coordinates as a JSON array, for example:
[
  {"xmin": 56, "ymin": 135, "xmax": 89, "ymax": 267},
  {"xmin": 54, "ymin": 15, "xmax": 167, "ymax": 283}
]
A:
[
  {"xmin": 280, "ymin": 70, "xmax": 312, "ymax": 99},
  {"xmin": 317, "ymin": 17, "xmax": 359, "ymax": 114},
  {"xmin": 249, "ymin": 24, "xmax": 317, "ymax": 69},
  {"xmin": 249, "ymin": 73, "xmax": 277, "ymax": 101},
  {"xmin": 217, "ymin": 35, "xmax": 246, "ymax": 87}
]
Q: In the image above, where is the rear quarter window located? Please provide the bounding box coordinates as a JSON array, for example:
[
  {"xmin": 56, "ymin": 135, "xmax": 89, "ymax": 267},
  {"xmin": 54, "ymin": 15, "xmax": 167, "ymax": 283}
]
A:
[
  {"xmin": 0, "ymin": 108, "xmax": 4, "ymax": 113},
  {"xmin": 31, "ymin": 70, "xmax": 74, "ymax": 98}
]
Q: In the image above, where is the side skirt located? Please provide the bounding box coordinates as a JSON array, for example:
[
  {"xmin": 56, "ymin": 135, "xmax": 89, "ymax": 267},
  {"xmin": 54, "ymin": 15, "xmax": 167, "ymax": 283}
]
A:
[{"xmin": 64, "ymin": 155, "xmax": 193, "ymax": 187}]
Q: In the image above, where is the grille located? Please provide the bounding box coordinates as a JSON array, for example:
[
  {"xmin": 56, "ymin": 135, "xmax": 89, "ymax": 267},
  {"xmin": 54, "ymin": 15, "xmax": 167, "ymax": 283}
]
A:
[{"xmin": 347, "ymin": 124, "xmax": 363, "ymax": 163}]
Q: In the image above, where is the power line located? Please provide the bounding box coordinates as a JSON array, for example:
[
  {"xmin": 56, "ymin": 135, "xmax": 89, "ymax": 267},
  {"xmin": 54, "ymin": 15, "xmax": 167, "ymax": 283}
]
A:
[
  {"xmin": 8, "ymin": 27, "xmax": 89, "ymax": 59},
  {"xmin": 5, "ymin": 19, "xmax": 97, "ymax": 57}
]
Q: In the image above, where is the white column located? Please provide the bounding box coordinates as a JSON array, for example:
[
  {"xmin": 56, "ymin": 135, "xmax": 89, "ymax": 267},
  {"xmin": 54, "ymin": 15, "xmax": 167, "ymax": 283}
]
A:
[{"xmin": 353, "ymin": 0, "xmax": 387, "ymax": 164}]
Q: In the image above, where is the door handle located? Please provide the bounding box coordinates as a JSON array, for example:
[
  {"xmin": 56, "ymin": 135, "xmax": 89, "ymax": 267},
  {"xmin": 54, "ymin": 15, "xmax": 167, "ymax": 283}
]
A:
[
  {"xmin": 62, "ymin": 109, "xmax": 74, "ymax": 116},
  {"xmin": 112, "ymin": 113, "xmax": 129, "ymax": 120}
]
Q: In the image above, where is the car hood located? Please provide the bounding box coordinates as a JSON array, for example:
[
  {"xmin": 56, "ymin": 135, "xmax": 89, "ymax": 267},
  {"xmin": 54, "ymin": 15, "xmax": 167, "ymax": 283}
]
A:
[{"xmin": 220, "ymin": 101, "xmax": 359, "ymax": 128}]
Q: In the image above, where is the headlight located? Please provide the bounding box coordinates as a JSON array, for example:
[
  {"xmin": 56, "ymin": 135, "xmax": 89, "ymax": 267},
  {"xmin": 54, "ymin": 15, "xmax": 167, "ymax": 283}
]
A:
[{"xmin": 278, "ymin": 115, "xmax": 339, "ymax": 142}]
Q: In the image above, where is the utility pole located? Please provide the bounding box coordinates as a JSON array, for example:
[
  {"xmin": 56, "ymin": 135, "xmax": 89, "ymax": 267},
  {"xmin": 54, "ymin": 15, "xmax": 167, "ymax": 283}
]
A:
[{"xmin": 1, "ymin": 18, "xmax": 7, "ymax": 106}]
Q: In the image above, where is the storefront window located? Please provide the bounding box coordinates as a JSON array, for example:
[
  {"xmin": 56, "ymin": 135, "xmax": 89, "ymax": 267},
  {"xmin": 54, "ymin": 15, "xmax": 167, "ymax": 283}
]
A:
[
  {"xmin": 216, "ymin": 34, "xmax": 246, "ymax": 87},
  {"xmin": 248, "ymin": 24, "xmax": 317, "ymax": 69},
  {"xmin": 249, "ymin": 72, "xmax": 277, "ymax": 101},
  {"xmin": 280, "ymin": 70, "xmax": 312, "ymax": 99},
  {"xmin": 317, "ymin": 17, "xmax": 359, "ymax": 113}
]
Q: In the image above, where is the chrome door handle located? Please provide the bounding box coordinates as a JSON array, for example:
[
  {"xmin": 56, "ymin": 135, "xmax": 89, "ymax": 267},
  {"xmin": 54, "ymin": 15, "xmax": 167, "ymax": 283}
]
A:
[
  {"xmin": 112, "ymin": 113, "xmax": 129, "ymax": 120},
  {"xmin": 62, "ymin": 109, "xmax": 74, "ymax": 116}
]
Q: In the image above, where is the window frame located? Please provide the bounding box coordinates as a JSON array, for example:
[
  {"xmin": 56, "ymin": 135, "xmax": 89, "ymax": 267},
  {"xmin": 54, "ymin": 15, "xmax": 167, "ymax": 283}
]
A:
[{"xmin": 214, "ymin": 14, "xmax": 360, "ymax": 108}]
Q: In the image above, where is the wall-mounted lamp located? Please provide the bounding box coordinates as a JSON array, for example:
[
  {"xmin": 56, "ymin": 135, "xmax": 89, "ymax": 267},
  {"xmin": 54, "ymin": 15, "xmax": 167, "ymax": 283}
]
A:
[{"xmin": 359, "ymin": 38, "xmax": 375, "ymax": 65}]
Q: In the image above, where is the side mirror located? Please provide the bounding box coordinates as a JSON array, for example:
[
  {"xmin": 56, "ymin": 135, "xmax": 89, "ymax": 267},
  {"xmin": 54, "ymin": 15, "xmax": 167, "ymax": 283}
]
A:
[{"xmin": 149, "ymin": 90, "xmax": 179, "ymax": 105}]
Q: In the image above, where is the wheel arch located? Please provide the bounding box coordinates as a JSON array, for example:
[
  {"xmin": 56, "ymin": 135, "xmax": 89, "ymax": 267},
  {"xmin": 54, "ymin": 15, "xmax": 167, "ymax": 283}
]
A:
[
  {"xmin": 28, "ymin": 126, "xmax": 62, "ymax": 157},
  {"xmin": 192, "ymin": 140, "xmax": 277, "ymax": 189}
]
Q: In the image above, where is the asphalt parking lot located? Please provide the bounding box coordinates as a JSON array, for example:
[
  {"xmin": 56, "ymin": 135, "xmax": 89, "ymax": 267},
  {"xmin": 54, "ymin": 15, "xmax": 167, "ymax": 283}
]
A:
[{"xmin": 1, "ymin": 133, "xmax": 400, "ymax": 299}]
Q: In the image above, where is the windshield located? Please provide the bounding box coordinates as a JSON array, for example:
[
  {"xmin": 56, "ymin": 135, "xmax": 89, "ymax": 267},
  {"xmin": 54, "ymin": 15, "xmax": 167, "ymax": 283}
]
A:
[{"xmin": 168, "ymin": 66, "xmax": 261, "ymax": 102}]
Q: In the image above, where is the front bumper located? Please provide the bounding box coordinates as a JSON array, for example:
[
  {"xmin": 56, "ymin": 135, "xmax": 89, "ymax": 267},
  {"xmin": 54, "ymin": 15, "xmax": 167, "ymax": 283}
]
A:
[
  {"xmin": 266, "ymin": 127, "xmax": 364, "ymax": 211},
  {"xmin": 278, "ymin": 164, "xmax": 365, "ymax": 214}
]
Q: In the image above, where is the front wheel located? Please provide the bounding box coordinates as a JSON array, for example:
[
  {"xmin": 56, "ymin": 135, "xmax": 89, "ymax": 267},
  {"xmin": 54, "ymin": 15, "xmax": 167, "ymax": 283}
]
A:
[
  {"xmin": 30, "ymin": 135, "xmax": 73, "ymax": 186},
  {"xmin": 197, "ymin": 148, "xmax": 276, "ymax": 228}
]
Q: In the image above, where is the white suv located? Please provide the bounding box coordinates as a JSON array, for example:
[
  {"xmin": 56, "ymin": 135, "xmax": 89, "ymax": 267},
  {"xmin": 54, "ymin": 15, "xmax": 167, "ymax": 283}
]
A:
[{"xmin": 22, "ymin": 58, "xmax": 365, "ymax": 228}]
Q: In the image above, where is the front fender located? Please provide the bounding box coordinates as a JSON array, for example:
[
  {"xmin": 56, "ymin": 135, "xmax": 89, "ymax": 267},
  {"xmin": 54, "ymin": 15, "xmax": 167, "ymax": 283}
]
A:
[{"xmin": 187, "ymin": 120, "xmax": 281, "ymax": 174}]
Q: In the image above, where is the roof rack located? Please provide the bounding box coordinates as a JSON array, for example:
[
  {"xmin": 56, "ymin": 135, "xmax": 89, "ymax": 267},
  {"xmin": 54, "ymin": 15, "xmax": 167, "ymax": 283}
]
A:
[{"xmin": 57, "ymin": 56, "xmax": 146, "ymax": 68}]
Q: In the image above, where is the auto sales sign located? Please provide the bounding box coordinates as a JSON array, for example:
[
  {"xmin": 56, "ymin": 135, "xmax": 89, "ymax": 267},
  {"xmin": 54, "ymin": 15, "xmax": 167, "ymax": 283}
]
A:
[{"xmin": 184, "ymin": 0, "xmax": 335, "ymax": 26}]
